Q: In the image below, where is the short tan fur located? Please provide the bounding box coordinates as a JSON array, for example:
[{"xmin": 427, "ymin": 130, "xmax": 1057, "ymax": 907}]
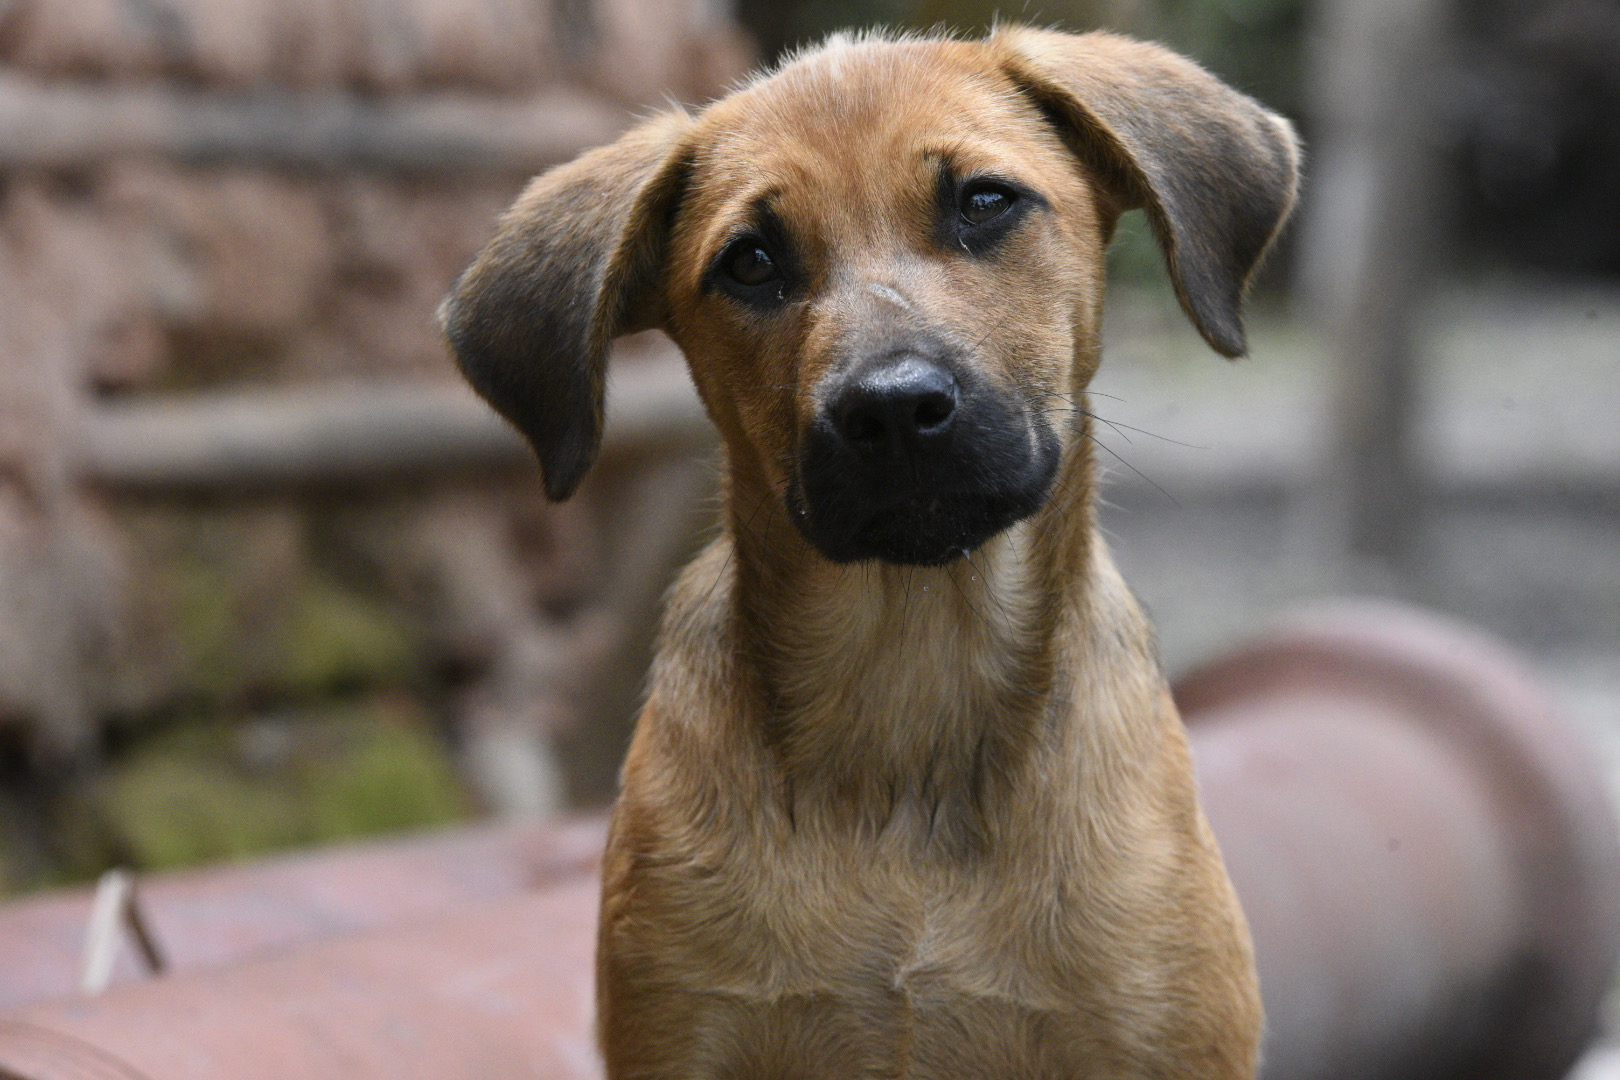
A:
[{"xmin": 444, "ymin": 26, "xmax": 1299, "ymax": 1079}]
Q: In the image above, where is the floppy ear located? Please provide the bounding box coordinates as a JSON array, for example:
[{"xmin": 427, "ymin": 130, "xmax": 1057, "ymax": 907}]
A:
[
  {"xmin": 996, "ymin": 29, "xmax": 1301, "ymax": 357},
  {"xmin": 440, "ymin": 112, "xmax": 692, "ymax": 500}
]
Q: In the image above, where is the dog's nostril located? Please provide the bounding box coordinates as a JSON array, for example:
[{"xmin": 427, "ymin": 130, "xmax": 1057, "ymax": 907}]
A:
[
  {"xmin": 830, "ymin": 357, "xmax": 959, "ymax": 450},
  {"xmin": 843, "ymin": 409, "xmax": 888, "ymax": 445},
  {"xmin": 913, "ymin": 392, "xmax": 955, "ymax": 432}
]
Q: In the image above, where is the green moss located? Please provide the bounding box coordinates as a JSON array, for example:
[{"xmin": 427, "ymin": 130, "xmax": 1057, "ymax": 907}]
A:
[
  {"xmin": 302, "ymin": 713, "xmax": 470, "ymax": 842},
  {"xmin": 101, "ymin": 757, "xmax": 305, "ymax": 871},
  {"xmin": 1107, "ymin": 209, "xmax": 1174, "ymax": 292},
  {"xmin": 282, "ymin": 577, "xmax": 421, "ymax": 698},
  {"xmin": 166, "ymin": 553, "xmax": 255, "ymax": 705},
  {"xmin": 160, "ymin": 537, "xmax": 420, "ymax": 707},
  {"xmin": 62, "ymin": 700, "xmax": 470, "ymax": 880},
  {"xmin": 55, "ymin": 508, "xmax": 458, "ymax": 889}
]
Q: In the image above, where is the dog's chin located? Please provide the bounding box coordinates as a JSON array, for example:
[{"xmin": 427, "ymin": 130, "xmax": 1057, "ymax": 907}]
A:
[
  {"xmin": 797, "ymin": 499, "xmax": 1029, "ymax": 566},
  {"xmin": 789, "ymin": 474, "xmax": 1058, "ymax": 566}
]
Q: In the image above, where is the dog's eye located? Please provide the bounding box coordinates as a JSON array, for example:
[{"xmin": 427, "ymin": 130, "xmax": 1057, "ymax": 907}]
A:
[
  {"xmin": 961, "ymin": 185, "xmax": 1015, "ymax": 225},
  {"xmin": 725, "ymin": 242, "xmax": 778, "ymax": 287}
]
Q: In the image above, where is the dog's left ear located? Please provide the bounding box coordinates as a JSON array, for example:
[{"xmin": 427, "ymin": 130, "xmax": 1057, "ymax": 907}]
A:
[
  {"xmin": 440, "ymin": 112, "xmax": 693, "ymax": 500},
  {"xmin": 996, "ymin": 29, "xmax": 1300, "ymax": 358}
]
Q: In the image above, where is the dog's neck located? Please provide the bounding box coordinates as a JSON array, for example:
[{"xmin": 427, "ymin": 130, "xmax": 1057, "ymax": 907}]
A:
[{"xmin": 695, "ymin": 427, "xmax": 1160, "ymax": 837}]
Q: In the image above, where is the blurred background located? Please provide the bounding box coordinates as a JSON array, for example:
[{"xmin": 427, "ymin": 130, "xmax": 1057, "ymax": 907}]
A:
[{"xmin": 0, "ymin": 0, "xmax": 1615, "ymax": 908}]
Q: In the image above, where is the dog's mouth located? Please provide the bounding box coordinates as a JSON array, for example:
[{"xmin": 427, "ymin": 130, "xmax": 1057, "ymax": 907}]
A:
[
  {"xmin": 787, "ymin": 410, "xmax": 1061, "ymax": 567},
  {"xmin": 789, "ymin": 485, "xmax": 1050, "ymax": 565}
]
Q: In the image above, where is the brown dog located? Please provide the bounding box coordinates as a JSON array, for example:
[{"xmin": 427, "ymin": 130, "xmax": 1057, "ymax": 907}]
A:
[{"xmin": 443, "ymin": 26, "xmax": 1298, "ymax": 1079}]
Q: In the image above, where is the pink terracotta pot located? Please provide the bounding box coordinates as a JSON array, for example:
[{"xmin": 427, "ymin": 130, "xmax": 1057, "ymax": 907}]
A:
[
  {"xmin": 0, "ymin": 816, "xmax": 606, "ymax": 1012},
  {"xmin": 1184, "ymin": 602, "xmax": 1620, "ymax": 1080},
  {"xmin": 0, "ymin": 879, "xmax": 602, "ymax": 1080}
]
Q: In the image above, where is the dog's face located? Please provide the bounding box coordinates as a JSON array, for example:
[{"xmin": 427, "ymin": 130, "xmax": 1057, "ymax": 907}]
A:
[
  {"xmin": 443, "ymin": 30, "xmax": 1298, "ymax": 565},
  {"xmin": 668, "ymin": 42, "xmax": 1101, "ymax": 564}
]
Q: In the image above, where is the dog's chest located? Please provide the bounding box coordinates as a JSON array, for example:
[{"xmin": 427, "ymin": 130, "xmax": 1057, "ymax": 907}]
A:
[{"xmin": 608, "ymin": 822, "xmax": 1121, "ymax": 1078}]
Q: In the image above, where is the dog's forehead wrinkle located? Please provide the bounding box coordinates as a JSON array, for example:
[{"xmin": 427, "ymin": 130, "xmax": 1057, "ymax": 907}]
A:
[{"xmin": 867, "ymin": 282, "xmax": 914, "ymax": 311}]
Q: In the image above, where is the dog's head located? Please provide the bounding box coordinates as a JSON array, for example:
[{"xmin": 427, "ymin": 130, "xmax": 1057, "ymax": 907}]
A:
[{"xmin": 443, "ymin": 29, "xmax": 1299, "ymax": 566}]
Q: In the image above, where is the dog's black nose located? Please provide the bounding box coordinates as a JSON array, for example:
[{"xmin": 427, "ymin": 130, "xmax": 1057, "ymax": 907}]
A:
[{"xmin": 830, "ymin": 356, "xmax": 958, "ymax": 453}]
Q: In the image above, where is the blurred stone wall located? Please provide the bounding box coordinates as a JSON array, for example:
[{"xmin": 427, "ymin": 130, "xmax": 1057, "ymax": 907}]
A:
[{"xmin": 0, "ymin": 0, "xmax": 745, "ymax": 889}]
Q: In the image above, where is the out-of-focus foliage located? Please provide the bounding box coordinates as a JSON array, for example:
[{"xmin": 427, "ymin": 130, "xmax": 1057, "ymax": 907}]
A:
[
  {"xmin": 0, "ymin": 830, "xmax": 15, "ymax": 893},
  {"xmin": 146, "ymin": 511, "xmax": 423, "ymax": 710},
  {"xmin": 734, "ymin": 0, "xmax": 1308, "ymax": 119},
  {"xmin": 1455, "ymin": 0, "xmax": 1620, "ymax": 276},
  {"xmin": 52, "ymin": 700, "xmax": 469, "ymax": 881},
  {"xmin": 1143, "ymin": 0, "xmax": 1307, "ymax": 120},
  {"xmin": 0, "ymin": 506, "xmax": 471, "ymax": 895},
  {"xmin": 1107, "ymin": 209, "xmax": 1172, "ymax": 291}
]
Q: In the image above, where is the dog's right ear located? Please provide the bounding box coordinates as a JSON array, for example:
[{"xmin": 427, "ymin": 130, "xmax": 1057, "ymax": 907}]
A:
[
  {"xmin": 995, "ymin": 29, "xmax": 1299, "ymax": 359},
  {"xmin": 440, "ymin": 112, "xmax": 693, "ymax": 501}
]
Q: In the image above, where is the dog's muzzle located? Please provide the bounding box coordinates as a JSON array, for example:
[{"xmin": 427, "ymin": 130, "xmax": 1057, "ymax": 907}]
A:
[{"xmin": 789, "ymin": 352, "xmax": 1060, "ymax": 566}]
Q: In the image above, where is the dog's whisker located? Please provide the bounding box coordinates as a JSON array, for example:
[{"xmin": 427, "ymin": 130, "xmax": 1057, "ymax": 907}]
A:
[
  {"xmin": 942, "ymin": 563, "xmax": 995, "ymax": 636},
  {"xmin": 1084, "ymin": 413, "xmax": 1207, "ymax": 449},
  {"xmin": 1087, "ymin": 413, "xmax": 1136, "ymax": 444},
  {"xmin": 961, "ymin": 549, "xmax": 1019, "ymax": 631},
  {"xmin": 1039, "ymin": 405, "xmax": 1203, "ymax": 456},
  {"xmin": 697, "ymin": 486, "xmax": 775, "ymax": 612},
  {"xmin": 1026, "ymin": 387, "xmax": 1128, "ymax": 405},
  {"xmin": 1038, "ymin": 466, "xmax": 1085, "ymax": 514},
  {"xmin": 1085, "ymin": 433, "xmax": 1181, "ymax": 509},
  {"xmin": 897, "ymin": 565, "xmax": 917, "ymax": 637}
]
